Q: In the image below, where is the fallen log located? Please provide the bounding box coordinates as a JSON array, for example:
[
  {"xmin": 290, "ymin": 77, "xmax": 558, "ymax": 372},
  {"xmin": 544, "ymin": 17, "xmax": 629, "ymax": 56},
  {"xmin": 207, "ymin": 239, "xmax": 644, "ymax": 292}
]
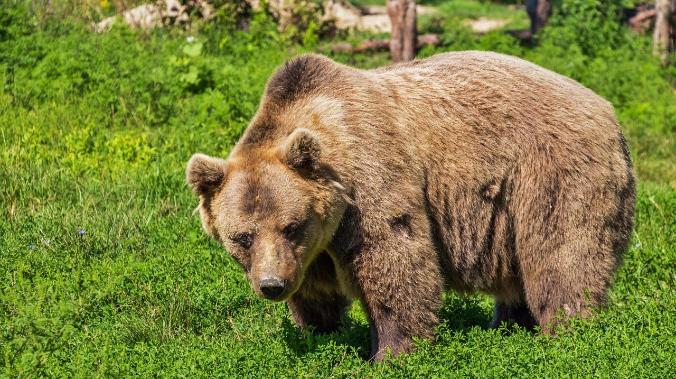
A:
[{"xmin": 331, "ymin": 33, "xmax": 439, "ymax": 54}]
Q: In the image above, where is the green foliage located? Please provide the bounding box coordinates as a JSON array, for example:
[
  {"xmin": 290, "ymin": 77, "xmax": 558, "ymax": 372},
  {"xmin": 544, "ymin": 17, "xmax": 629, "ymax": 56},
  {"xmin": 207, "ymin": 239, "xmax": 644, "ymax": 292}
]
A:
[
  {"xmin": 1, "ymin": 0, "xmax": 674, "ymax": 377},
  {"xmin": 0, "ymin": 2, "xmax": 34, "ymax": 41},
  {"xmin": 544, "ymin": 0, "xmax": 627, "ymax": 56}
]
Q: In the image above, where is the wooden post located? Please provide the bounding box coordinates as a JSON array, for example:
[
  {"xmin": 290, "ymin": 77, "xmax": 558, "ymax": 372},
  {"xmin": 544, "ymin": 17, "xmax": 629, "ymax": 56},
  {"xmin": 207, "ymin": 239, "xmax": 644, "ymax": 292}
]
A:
[
  {"xmin": 653, "ymin": 0, "xmax": 675, "ymax": 63},
  {"xmin": 387, "ymin": 0, "xmax": 417, "ymax": 62},
  {"xmin": 402, "ymin": 0, "xmax": 416, "ymax": 61}
]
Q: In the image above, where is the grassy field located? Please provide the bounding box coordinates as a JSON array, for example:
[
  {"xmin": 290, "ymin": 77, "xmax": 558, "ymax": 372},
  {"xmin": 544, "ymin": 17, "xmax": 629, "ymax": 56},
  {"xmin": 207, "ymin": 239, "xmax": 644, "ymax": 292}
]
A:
[{"xmin": 1, "ymin": 1, "xmax": 675, "ymax": 377}]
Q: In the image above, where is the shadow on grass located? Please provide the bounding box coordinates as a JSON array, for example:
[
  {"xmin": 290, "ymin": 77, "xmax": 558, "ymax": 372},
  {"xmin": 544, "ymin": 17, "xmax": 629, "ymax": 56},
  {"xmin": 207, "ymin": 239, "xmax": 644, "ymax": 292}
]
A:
[
  {"xmin": 438, "ymin": 295, "xmax": 493, "ymax": 331},
  {"xmin": 281, "ymin": 316, "xmax": 371, "ymax": 359},
  {"xmin": 281, "ymin": 294, "xmax": 494, "ymax": 359}
]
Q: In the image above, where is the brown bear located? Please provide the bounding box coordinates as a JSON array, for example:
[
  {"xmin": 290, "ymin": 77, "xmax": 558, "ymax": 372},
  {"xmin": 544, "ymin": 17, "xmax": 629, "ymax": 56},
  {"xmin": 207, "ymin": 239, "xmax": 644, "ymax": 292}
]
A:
[{"xmin": 186, "ymin": 51, "xmax": 635, "ymax": 361}]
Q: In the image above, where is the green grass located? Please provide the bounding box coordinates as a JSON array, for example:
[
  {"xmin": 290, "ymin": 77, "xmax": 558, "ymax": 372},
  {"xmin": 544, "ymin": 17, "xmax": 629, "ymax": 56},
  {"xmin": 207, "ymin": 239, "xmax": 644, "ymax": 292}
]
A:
[{"xmin": 1, "ymin": 1, "xmax": 675, "ymax": 377}]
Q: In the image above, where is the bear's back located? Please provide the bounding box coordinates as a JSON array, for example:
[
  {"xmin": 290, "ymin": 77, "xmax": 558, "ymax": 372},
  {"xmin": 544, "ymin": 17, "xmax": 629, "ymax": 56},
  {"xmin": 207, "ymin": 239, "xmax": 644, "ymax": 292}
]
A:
[
  {"xmin": 368, "ymin": 51, "xmax": 617, "ymax": 138},
  {"xmin": 357, "ymin": 51, "xmax": 626, "ymax": 179}
]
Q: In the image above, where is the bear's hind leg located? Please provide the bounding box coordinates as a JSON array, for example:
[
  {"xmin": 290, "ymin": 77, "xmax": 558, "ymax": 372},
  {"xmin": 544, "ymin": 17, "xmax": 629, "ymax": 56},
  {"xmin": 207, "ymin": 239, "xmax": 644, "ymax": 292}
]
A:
[
  {"xmin": 519, "ymin": 240, "xmax": 615, "ymax": 333},
  {"xmin": 513, "ymin": 162, "xmax": 630, "ymax": 332}
]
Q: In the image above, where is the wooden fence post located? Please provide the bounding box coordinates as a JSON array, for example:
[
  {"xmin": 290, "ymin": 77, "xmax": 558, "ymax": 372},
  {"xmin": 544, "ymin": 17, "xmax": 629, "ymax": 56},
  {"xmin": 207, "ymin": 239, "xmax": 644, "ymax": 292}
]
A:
[
  {"xmin": 387, "ymin": 0, "xmax": 417, "ymax": 62},
  {"xmin": 653, "ymin": 0, "xmax": 675, "ymax": 63}
]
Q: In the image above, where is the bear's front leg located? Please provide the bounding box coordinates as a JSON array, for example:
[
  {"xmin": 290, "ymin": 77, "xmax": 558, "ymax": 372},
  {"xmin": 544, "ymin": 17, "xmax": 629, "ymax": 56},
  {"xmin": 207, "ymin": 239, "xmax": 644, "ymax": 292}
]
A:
[
  {"xmin": 352, "ymin": 233, "xmax": 444, "ymax": 361},
  {"xmin": 287, "ymin": 253, "xmax": 350, "ymax": 333}
]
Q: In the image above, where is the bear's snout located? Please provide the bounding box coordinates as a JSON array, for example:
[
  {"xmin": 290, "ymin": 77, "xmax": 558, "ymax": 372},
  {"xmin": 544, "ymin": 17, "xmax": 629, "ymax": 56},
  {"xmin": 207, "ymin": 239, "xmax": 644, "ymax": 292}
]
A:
[{"xmin": 259, "ymin": 277, "xmax": 287, "ymax": 300}]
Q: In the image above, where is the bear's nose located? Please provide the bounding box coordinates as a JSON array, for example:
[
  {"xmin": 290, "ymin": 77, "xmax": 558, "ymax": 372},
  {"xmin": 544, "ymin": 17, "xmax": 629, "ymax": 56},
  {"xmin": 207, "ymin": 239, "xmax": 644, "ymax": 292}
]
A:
[{"xmin": 260, "ymin": 277, "xmax": 285, "ymax": 299}]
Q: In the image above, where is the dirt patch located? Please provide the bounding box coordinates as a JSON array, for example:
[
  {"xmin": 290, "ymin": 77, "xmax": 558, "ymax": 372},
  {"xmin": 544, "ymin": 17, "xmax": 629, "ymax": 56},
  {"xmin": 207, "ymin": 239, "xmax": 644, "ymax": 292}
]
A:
[{"xmin": 462, "ymin": 17, "xmax": 509, "ymax": 33}]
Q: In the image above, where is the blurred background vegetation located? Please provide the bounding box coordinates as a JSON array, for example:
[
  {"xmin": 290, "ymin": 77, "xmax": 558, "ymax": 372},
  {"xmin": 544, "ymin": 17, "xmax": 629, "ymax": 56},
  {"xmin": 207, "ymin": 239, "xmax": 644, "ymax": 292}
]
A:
[
  {"xmin": 2, "ymin": 0, "xmax": 674, "ymax": 183},
  {"xmin": 1, "ymin": 0, "xmax": 674, "ymax": 377}
]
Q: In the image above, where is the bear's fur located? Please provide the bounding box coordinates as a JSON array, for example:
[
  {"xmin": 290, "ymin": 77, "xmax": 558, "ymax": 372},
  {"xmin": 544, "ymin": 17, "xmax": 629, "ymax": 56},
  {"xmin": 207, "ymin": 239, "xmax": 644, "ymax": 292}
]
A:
[{"xmin": 187, "ymin": 52, "xmax": 635, "ymax": 361}]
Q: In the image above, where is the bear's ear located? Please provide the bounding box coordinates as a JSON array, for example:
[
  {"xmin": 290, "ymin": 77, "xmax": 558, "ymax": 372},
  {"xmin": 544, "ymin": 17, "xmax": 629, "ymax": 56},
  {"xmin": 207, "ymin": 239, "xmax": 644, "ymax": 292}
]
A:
[
  {"xmin": 186, "ymin": 153, "xmax": 227, "ymax": 197},
  {"xmin": 279, "ymin": 128, "xmax": 321, "ymax": 174}
]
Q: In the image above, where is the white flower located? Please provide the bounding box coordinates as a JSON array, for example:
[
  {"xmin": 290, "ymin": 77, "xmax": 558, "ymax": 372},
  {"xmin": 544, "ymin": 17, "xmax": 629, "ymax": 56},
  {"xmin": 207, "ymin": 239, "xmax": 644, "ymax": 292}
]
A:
[{"xmin": 186, "ymin": 36, "xmax": 195, "ymax": 44}]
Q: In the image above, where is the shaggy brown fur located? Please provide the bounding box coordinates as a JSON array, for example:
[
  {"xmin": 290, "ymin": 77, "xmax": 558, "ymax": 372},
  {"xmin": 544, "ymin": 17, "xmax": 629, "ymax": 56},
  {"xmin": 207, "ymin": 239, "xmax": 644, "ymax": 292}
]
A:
[{"xmin": 187, "ymin": 52, "xmax": 635, "ymax": 361}]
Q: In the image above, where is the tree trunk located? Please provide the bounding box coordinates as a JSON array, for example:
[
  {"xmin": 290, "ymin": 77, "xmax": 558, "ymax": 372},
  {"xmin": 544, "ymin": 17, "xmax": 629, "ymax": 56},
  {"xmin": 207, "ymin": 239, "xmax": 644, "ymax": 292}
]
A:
[
  {"xmin": 387, "ymin": 0, "xmax": 417, "ymax": 62},
  {"xmin": 402, "ymin": 0, "xmax": 416, "ymax": 61},
  {"xmin": 653, "ymin": 0, "xmax": 674, "ymax": 63}
]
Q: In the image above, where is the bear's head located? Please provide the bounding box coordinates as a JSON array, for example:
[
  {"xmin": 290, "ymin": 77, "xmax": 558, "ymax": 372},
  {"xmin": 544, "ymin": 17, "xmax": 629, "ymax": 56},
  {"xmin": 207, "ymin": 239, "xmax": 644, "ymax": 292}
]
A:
[{"xmin": 187, "ymin": 128, "xmax": 350, "ymax": 301}]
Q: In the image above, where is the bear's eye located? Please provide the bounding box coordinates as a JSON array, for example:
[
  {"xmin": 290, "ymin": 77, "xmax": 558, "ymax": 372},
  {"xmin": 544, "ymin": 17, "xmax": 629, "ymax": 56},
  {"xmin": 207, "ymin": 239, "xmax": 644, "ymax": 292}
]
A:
[
  {"xmin": 231, "ymin": 232, "xmax": 253, "ymax": 249},
  {"xmin": 283, "ymin": 221, "xmax": 302, "ymax": 240}
]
